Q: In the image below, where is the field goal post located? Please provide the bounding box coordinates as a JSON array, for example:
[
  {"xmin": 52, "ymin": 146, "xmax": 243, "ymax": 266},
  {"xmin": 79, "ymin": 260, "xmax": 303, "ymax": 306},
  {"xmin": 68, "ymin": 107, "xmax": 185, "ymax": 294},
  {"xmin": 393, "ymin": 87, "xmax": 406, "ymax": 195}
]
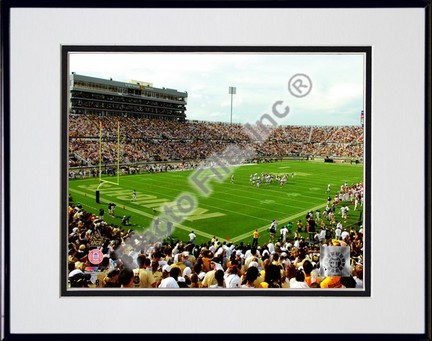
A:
[{"xmin": 96, "ymin": 120, "xmax": 121, "ymax": 203}]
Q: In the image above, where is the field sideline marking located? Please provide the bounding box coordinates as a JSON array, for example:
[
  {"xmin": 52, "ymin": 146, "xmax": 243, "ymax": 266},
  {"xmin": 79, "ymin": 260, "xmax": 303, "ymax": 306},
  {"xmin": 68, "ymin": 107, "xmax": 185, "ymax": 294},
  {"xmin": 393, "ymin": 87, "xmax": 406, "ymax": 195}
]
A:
[
  {"xmin": 72, "ymin": 185, "xmax": 271, "ymax": 224},
  {"xmin": 92, "ymin": 179, "xmax": 281, "ymax": 222},
  {"xmin": 124, "ymin": 175, "xmax": 315, "ymax": 213},
  {"xmin": 229, "ymin": 203, "xmax": 327, "ymax": 243},
  {"xmin": 69, "ymin": 166, "xmax": 361, "ymax": 244},
  {"xmin": 69, "ymin": 187, "xmax": 327, "ymax": 244},
  {"xmin": 127, "ymin": 171, "xmax": 349, "ymax": 205},
  {"xmin": 69, "ymin": 187, "xmax": 221, "ymax": 240}
]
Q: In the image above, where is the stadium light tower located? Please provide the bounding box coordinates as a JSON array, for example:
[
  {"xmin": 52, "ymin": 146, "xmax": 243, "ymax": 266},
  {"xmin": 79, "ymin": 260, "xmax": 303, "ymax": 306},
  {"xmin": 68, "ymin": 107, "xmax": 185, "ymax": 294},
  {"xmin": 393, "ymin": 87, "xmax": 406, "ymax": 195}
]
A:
[{"xmin": 229, "ymin": 86, "xmax": 236, "ymax": 124}]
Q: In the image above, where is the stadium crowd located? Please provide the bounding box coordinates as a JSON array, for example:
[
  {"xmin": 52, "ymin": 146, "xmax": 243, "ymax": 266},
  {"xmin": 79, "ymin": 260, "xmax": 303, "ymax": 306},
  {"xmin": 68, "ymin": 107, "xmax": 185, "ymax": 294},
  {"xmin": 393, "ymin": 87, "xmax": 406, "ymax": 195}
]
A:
[
  {"xmin": 67, "ymin": 181, "xmax": 364, "ymax": 290},
  {"xmin": 67, "ymin": 114, "xmax": 365, "ymax": 289},
  {"xmin": 69, "ymin": 114, "xmax": 364, "ymax": 168}
]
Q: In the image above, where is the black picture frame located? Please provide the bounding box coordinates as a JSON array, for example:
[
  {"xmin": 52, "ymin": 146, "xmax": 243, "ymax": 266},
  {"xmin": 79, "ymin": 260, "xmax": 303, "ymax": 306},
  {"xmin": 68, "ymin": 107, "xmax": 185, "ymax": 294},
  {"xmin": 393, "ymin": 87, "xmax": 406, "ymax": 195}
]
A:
[{"xmin": 1, "ymin": 0, "xmax": 430, "ymax": 339}]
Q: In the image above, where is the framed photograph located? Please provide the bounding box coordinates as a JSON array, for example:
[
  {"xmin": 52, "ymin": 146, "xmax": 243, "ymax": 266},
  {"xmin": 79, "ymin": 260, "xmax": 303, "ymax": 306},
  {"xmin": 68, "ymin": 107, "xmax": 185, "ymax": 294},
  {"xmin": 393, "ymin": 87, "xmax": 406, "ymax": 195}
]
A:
[
  {"xmin": 62, "ymin": 46, "xmax": 371, "ymax": 297},
  {"xmin": 2, "ymin": 0, "xmax": 430, "ymax": 338}
]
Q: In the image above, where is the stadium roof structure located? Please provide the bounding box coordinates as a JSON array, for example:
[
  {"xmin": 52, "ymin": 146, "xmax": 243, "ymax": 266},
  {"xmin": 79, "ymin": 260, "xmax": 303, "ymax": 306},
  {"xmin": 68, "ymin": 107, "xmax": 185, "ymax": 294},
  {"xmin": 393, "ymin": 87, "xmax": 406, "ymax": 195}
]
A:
[
  {"xmin": 71, "ymin": 73, "xmax": 141, "ymax": 89},
  {"xmin": 70, "ymin": 73, "xmax": 187, "ymax": 97}
]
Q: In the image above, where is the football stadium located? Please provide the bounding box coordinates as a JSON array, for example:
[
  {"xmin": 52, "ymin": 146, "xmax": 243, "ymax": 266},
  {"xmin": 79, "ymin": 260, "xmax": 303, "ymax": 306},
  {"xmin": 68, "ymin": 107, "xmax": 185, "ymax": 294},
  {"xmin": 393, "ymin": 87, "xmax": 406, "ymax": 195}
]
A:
[{"xmin": 66, "ymin": 72, "xmax": 366, "ymax": 291}]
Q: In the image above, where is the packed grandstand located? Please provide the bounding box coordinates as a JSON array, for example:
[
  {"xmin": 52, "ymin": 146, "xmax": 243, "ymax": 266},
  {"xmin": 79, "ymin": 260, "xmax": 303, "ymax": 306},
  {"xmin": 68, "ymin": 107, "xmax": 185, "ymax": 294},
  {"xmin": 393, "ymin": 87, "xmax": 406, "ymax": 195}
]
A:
[{"xmin": 69, "ymin": 114, "xmax": 363, "ymax": 169}]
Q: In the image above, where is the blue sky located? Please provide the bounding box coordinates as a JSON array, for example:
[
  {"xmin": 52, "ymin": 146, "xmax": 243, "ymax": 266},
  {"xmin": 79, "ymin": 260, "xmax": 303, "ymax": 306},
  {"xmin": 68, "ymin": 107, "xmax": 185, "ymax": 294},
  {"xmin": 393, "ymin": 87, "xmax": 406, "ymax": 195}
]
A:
[{"xmin": 69, "ymin": 52, "xmax": 365, "ymax": 126}]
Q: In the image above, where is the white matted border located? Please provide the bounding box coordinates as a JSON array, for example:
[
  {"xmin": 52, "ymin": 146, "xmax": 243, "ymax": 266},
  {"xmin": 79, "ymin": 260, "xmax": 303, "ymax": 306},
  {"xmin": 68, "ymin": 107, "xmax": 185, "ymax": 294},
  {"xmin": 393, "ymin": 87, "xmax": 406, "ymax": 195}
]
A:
[{"xmin": 8, "ymin": 7, "xmax": 425, "ymax": 334}]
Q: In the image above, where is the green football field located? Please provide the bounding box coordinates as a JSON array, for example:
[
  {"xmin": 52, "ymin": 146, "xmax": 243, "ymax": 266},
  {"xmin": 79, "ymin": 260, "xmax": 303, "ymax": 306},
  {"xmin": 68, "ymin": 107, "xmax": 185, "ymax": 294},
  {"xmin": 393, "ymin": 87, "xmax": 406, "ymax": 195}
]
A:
[{"xmin": 68, "ymin": 160, "xmax": 364, "ymax": 246}]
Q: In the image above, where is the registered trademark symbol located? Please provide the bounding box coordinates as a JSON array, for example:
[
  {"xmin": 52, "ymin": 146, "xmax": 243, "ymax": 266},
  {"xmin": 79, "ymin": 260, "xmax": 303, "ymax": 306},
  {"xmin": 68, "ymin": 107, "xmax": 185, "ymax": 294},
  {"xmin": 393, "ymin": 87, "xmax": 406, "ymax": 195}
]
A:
[{"xmin": 288, "ymin": 73, "xmax": 313, "ymax": 98}]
